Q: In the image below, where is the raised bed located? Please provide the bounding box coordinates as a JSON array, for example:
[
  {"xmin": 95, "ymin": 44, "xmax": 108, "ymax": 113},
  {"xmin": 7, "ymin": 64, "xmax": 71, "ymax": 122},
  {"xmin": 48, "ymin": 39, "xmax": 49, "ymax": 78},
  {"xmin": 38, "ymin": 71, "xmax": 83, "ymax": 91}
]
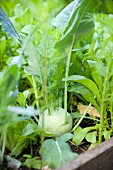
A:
[{"xmin": 57, "ymin": 137, "xmax": 113, "ymax": 170}]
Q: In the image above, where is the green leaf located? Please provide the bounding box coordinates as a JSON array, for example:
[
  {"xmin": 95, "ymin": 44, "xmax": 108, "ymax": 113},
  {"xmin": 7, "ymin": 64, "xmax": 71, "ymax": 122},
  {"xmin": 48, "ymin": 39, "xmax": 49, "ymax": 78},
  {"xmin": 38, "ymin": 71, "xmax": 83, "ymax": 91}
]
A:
[
  {"xmin": 21, "ymin": 25, "xmax": 36, "ymax": 34},
  {"xmin": 23, "ymin": 157, "xmax": 40, "ymax": 169},
  {"xmin": 0, "ymin": 64, "xmax": 20, "ymax": 130},
  {"xmin": 11, "ymin": 137, "xmax": 30, "ymax": 156},
  {"xmin": 52, "ymin": 0, "xmax": 77, "ymax": 32},
  {"xmin": 37, "ymin": 35, "xmax": 55, "ymax": 58},
  {"xmin": 22, "ymin": 122, "xmax": 39, "ymax": 136},
  {"xmin": 54, "ymin": 0, "xmax": 100, "ymax": 48},
  {"xmin": 87, "ymin": 60, "xmax": 103, "ymax": 89},
  {"xmin": 85, "ymin": 131, "xmax": 97, "ymax": 143},
  {"xmin": 56, "ymin": 133, "xmax": 73, "ymax": 142},
  {"xmin": 42, "ymin": 133, "xmax": 77, "ymax": 169},
  {"xmin": 73, "ymin": 125, "xmax": 98, "ymax": 146},
  {"xmin": 25, "ymin": 41, "xmax": 43, "ymax": 84},
  {"xmin": 0, "ymin": 7, "xmax": 20, "ymax": 39},
  {"xmin": 53, "ymin": 0, "xmax": 100, "ymax": 73},
  {"xmin": 17, "ymin": 92, "xmax": 26, "ymax": 107},
  {"xmin": 0, "ymin": 64, "xmax": 20, "ymax": 106},
  {"xmin": 103, "ymin": 130, "xmax": 111, "ymax": 140},
  {"xmin": 5, "ymin": 121, "xmax": 28, "ymax": 153},
  {"xmin": 6, "ymin": 120, "xmax": 39, "ymax": 157},
  {"xmin": 63, "ymin": 75, "xmax": 100, "ymax": 100},
  {"xmin": 68, "ymin": 85, "xmax": 99, "ymax": 110}
]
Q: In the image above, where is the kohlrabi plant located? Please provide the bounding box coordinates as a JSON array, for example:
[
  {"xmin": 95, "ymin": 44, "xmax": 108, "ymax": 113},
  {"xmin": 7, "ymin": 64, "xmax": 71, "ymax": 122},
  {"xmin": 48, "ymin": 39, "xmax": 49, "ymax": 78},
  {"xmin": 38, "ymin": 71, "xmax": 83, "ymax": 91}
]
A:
[
  {"xmin": 22, "ymin": 0, "xmax": 100, "ymax": 140},
  {"xmin": 51, "ymin": 0, "xmax": 100, "ymax": 138}
]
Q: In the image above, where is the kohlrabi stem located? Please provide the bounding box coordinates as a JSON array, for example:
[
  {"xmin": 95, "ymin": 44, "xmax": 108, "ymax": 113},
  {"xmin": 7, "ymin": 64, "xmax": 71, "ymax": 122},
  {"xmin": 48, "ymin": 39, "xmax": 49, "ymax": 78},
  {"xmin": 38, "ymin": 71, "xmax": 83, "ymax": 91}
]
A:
[
  {"xmin": 71, "ymin": 103, "xmax": 92, "ymax": 132},
  {"xmin": 99, "ymin": 60, "xmax": 111, "ymax": 143},
  {"xmin": 40, "ymin": 47, "xmax": 48, "ymax": 170},
  {"xmin": 1, "ymin": 131, "xmax": 7, "ymax": 164},
  {"xmin": 32, "ymin": 76, "xmax": 39, "ymax": 108},
  {"xmin": 64, "ymin": 37, "xmax": 75, "ymax": 124}
]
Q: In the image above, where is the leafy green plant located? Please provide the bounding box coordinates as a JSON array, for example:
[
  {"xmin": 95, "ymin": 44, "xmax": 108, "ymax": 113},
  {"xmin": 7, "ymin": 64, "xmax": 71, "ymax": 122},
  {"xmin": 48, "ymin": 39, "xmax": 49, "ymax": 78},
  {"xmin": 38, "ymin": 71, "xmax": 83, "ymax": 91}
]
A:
[
  {"xmin": 63, "ymin": 13, "xmax": 113, "ymax": 144},
  {"xmin": 73, "ymin": 125, "xmax": 99, "ymax": 146},
  {"xmin": 23, "ymin": 154, "xmax": 41, "ymax": 169},
  {"xmin": 41, "ymin": 133, "xmax": 77, "ymax": 169}
]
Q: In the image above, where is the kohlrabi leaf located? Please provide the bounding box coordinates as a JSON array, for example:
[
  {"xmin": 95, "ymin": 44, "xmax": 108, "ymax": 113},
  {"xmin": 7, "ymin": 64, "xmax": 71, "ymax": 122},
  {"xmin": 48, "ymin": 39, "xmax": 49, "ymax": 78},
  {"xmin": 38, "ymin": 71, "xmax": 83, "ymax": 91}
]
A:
[
  {"xmin": 0, "ymin": 7, "xmax": 20, "ymax": 39},
  {"xmin": 37, "ymin": 35, "xmax": 55, "ymax": 58},
  {"xmin": 42, "ymin": 133, "xmax": 77, "ymax": 169},
  {"xmin": 56, "ymin": 133, "xmax": 73, "ymax": 142},
  {"xmin": 63, "ymin": 75, "xmax": 100, "ymax": 100},
  {"xmin": 22, "ymin": 121, "xmax": 39, "ymax": 136},
  {"xmin": 54, "ymin": 0, "xmax": 100, "ymax": 47},
  {"xmin": 8, "ymin": 106, "xmax": 40, "ymax": 116},
  {"xmin": 52, "ymin": 0, "xmax": 78, "ymax": 32},
  {"xmin": 25, "ymin": 41, "xmax": 43, "ymax": 84}
]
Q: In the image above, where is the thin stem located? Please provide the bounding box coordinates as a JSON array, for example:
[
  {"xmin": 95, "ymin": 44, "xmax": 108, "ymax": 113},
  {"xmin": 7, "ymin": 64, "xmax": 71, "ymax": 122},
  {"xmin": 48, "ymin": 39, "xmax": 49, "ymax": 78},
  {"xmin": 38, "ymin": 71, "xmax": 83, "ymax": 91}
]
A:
[
  {"xmin": 40, "ymin": 46, "xmax": 48, "ymax": 169},
  {"xmin": 64, "ymin": 36, "xmax": 75, "ymax": 124},
  {"xmin": 99, "ymin": 60, "xmax": 111, "ymax": 143},
  {"xmin": 32, "ymin": 76, "xmax": 39, "ymax": 108},
  {"xmin": 1, "ymin": 130, "xmax": 7, "ymax": 164},
  {"xmin": 30, "ymin": 140, "xmax": 33, "ymax": 157},
  {"xmin": 71, "ymin": 103, "xmax": 92, "ymax": 132}
]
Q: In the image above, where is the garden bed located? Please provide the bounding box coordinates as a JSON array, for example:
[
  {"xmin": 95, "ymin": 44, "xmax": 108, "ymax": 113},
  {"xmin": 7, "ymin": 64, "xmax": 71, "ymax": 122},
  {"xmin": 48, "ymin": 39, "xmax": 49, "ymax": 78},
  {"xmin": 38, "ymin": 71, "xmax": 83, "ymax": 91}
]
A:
[
  {"xmin": 1, "ymin": 0, "xmax": 113, "ymax": 169},
  {"xmin": 57, "ymin": 136, "xmax": 113, "ymax": 170}
]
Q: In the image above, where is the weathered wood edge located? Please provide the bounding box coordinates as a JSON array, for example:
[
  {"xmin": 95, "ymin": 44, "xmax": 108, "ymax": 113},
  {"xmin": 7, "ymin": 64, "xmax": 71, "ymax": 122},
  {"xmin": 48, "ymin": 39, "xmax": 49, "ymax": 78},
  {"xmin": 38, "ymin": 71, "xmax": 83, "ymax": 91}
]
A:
[{"xmin": 56, "ymin": 136, "xmax": 113, "ymax": 170}]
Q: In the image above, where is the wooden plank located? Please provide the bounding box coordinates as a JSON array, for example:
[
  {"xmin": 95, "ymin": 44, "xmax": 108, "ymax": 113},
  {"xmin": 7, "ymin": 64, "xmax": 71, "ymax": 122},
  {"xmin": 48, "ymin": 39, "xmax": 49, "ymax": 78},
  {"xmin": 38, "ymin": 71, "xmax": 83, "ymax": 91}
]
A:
[{"xmin": 56, "ymin": 137, "xmax": 113, "ymax": 170}]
